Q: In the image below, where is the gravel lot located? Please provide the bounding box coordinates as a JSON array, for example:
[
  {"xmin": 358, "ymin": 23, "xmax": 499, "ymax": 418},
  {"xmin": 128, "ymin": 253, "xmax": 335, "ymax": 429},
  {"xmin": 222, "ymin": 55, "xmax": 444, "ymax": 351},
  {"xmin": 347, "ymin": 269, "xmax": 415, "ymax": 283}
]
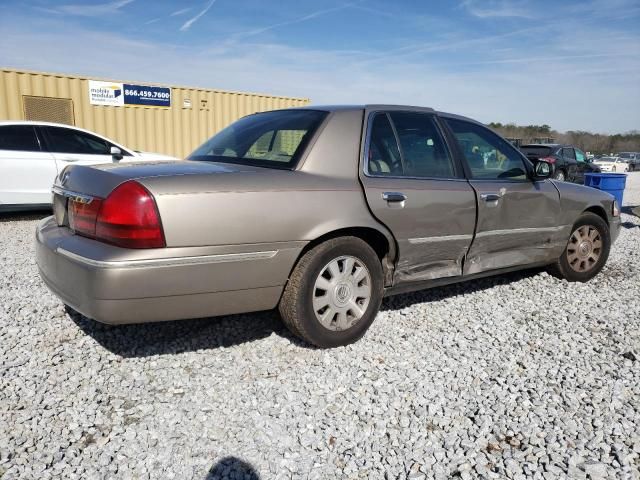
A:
[{"xmin": 1, "ymin": 174, "xmax": 639, "ymax": 480}]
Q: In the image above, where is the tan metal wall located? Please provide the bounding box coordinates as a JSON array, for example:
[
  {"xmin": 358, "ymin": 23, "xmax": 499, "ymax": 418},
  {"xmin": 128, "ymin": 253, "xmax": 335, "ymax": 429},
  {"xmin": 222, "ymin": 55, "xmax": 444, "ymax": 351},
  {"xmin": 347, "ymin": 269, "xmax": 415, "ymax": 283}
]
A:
[{"xmin": 0, "ymin": 68, "xmax": 310, "ymax": 158}]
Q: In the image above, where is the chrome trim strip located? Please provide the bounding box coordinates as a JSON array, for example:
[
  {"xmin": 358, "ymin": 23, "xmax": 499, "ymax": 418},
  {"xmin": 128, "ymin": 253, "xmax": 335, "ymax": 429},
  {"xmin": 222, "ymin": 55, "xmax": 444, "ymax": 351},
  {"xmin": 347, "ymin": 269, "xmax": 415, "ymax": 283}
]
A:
[
  {"xmin": 409, "ymin": 234, "xmax": 473, "ymax": 244},
  {"xmin": 52, "ymin": 186, "xmax": 94, "ymax": 204},
  {"xmin": 475, "ymin": 225, "xmax": 568, "ymax": 238},
  {"xmin": 56, "ymin": 248, "xmax": 278, "ymax": 268}
]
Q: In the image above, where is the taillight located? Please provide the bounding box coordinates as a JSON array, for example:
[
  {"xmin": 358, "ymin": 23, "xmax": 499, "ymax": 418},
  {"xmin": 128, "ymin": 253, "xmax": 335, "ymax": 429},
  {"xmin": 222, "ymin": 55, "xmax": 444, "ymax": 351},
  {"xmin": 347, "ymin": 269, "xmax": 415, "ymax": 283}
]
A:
[
  {"xmin": 540, "ymin": 156, "xmax": 556, "ymax": 164},
  {"xmin": 69, "ymin": 198, "xmax": 102, "ymax": 236},
  {"xmin": 68, "ymin": 181, "xmax": 165, "ymax": 249}
]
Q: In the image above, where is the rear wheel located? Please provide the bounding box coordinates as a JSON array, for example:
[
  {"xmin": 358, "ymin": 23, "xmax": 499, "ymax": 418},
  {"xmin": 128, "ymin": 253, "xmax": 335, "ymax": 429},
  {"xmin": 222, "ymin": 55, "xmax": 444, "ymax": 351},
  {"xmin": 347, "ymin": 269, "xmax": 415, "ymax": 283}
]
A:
[
  {"xmin": 553, "ymin": 169, "xmax": 566, "ymax": 181},
  {"xmin": 549, "ymin": 212, "xmax": 610, "ymax": 282},
  {"xmin": 279, "ymin": 237, "xmax": 384, "ymax": 348}
]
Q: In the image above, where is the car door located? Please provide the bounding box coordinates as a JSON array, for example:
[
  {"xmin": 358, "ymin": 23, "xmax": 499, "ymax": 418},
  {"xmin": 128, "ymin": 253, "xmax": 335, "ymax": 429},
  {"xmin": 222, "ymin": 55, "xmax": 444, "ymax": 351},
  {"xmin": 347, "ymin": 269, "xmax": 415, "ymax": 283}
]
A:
[
  {"xmin": 441, "ymin": 117, "xmax": 564, "ymax": 275},
  {"xmin": 0, "ymin": 124, "xmax": 57, "ymax": 206},
  {"xmin": 561, "ymin": 147, "xmax": 579, "ymax": 182},
  {"xmin": 39, "ymin": 126, "xmax": 129, "ymax": 169},
  {"xmin": 359, "ymin": 109, "xmax": 477, "ymax": 284},
  {"xmin": 573, "ymin": 147, "xmax": 591, "ymax": 183}
]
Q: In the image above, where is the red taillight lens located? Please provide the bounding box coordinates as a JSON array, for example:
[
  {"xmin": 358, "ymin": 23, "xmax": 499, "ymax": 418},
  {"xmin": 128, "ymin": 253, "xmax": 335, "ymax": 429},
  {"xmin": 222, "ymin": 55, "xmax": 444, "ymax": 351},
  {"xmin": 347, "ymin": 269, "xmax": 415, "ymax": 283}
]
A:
[
  {"xmin": 69, "ymin": 198, "xmax": 103, "ymax": 237},
  {"xmin": 95, "ymin": 181, "xmax": 165, "ymax": 249},
  {"xmin": 541, "ymin": 156, "xmax": 556, "ymax": 164}
]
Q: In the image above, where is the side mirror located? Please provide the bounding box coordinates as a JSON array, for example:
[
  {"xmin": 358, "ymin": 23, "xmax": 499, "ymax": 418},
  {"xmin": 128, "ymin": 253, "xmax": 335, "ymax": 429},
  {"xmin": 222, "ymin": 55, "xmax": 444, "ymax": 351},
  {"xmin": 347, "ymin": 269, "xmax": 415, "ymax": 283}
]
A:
[
  {"xmin": 110, "ymin": 146, "xmax": 123, "ymax": 161},
  {"xmin": 531, "ymin": 159, "xmax": 552, "ymax": 180}
]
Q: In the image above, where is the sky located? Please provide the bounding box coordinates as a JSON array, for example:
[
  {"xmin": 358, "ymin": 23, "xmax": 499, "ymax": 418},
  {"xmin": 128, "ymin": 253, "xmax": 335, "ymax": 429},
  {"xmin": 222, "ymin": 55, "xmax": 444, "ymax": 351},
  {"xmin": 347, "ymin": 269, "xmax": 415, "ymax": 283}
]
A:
[{"xmin": 0, "ymin": 0, "xmax": 639, "ymax": 133}]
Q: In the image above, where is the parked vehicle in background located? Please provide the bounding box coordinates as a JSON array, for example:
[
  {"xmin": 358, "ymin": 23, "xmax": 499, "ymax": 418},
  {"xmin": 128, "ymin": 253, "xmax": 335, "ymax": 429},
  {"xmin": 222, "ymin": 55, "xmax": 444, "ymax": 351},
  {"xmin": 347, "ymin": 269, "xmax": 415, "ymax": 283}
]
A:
[
  {"xmin": 519, "ymin": 143, "xmax": 600, "ymax": 183},
  {"xmin": 0, "ymin": 121, "xmax": 177, "ymax": 211},
  {"xmin": 593, "ymin": 156, "xmax": 631, "ymax": 172},
  {"xmin": 615, "ymin": 152, "xmax": 640, "ymax": 171},
  {"xmin": 37, "ymin": 105, "xmax": 621, "ymax": 348}
]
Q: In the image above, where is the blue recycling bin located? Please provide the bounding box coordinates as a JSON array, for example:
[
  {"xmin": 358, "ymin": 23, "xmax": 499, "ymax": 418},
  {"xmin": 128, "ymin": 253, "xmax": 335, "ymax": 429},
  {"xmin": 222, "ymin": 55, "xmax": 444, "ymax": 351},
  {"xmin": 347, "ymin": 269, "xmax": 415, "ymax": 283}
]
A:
[{"xmin": 584, "ymin": 173, "xmax": 626, "ymax": 206}]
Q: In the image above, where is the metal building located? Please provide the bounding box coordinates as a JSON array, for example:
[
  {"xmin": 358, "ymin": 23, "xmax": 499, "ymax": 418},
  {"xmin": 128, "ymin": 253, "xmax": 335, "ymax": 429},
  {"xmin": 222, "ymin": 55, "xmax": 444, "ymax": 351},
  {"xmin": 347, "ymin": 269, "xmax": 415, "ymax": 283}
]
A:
[{"xmin": 0, "ymin": 68, "xmax": 310, "ymax": 158}]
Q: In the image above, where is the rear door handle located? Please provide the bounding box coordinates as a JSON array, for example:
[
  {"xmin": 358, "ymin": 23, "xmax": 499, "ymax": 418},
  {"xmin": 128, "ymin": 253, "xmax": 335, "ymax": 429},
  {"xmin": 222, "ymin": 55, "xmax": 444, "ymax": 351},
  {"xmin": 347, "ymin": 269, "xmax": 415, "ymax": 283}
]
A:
[
  {"xmin": 382, "ymin": 192, "xmax": 407, "ymax": 202},
  {"xmin": 59, "ymin": 157, "xmax": 79, "ymax": 163},
  {"xmin": 480, "ymin": 193, "xmax": 501, "ymax": 202}
]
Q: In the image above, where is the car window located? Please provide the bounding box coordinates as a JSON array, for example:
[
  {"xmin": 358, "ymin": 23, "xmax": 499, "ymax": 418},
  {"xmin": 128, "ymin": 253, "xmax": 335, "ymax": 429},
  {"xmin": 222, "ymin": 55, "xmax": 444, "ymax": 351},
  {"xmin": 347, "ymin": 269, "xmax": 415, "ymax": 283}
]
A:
[
  {"xmin": 575, "ymin": 148, "xmax": 586, "ymax": 163},
  {"xmin": 367, "ymin": 113, "xmax": 402, "ymax": 175},
  {"xmin": 444, "ymin": 118, "xmax": 528, "ymax": 181},
  {"xmin": 387, "ymin": 112, "xmax": 454, "ymax": 178},
  {"xmin": 188, "ymin": 110, "xmax": 328, "ymax": 169},
  {"xmin": 563, "ymin": 147, "xmax": 576, "ymax": 160},
  {"xmin": 43, "ymin": 127, "xmax": 112, "ymax": 155},
  {"xmin": 0, "ymin": 125, "xmax": 41, "ymax": 151}
]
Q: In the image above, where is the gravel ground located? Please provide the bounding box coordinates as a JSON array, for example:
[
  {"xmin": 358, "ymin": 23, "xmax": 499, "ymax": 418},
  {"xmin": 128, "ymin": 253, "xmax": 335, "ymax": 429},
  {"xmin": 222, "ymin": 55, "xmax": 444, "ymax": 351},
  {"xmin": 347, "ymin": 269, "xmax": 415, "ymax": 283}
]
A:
[{"xmin": 1, "ymin": 174, "xmax": 639, "ymax": 480}]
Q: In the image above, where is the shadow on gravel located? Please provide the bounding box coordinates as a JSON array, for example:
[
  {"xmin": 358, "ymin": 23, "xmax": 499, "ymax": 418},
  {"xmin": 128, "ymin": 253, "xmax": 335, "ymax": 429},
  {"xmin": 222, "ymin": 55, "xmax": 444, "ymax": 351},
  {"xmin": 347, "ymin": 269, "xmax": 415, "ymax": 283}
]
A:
[
  {"xmin": 205, "ymin": 457, "xmax": 260, "ymax": 479},
  {"xmin": 0, "ymin": 210, "xmax": 51, "ymax": 223},
  {"xmin": 68, "ymin": 268, "xmax": 546, "ymax": 357},
  {"xmin": 67, "ymin": 306, "xmax": 308, "ymax": 357},
  {"xmin": 621, "ymin": 205, "xmax": 639, "ymax": 217},
  {"xmin": 381, "ymin": 267, "xmax": 545, "ymax": 312}
]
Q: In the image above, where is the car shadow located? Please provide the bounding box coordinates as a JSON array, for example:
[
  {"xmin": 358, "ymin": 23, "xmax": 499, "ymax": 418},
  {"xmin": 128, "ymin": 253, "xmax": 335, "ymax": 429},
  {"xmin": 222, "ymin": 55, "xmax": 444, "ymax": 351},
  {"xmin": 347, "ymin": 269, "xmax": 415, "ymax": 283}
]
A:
[
  {"xmin": 68, "ymin": 268, "xmax": 545, "ymax": 357},
  {"xmin": 204, "ymin": 457, "xmax": 260, "ymax": 479},
  {"xmin": 0, "ymin": 210, "xmax": 51, "ymax": 223}
]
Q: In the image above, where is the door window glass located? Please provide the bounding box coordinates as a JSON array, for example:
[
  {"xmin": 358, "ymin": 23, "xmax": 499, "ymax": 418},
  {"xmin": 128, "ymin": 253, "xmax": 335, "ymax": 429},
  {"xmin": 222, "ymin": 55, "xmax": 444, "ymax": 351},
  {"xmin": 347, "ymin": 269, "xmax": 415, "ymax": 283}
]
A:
[
  {"xmin": 445, "ymin": 118, "xmax": 528, "ymax": 180},
  {"xmin": 367, "ymin": 113, "xmax": 402, "ymax": 175},
  {"xmin": 562, "ymin": 147, "xmax": 576, "ymax": 160},
  {"xmin": 0, "ymin": 125, "xmax": 41, "ymax": 151},
  {"xmin": 43, "ymin": 127, "xmax": 111, "ymax": 155},
  {"xmin": 575, "ymin": 148, "xmax": 586, "ymax": 163},
  {"xmin": 388, "ymin": 112, "xmax": 454, "ymax": 178}
]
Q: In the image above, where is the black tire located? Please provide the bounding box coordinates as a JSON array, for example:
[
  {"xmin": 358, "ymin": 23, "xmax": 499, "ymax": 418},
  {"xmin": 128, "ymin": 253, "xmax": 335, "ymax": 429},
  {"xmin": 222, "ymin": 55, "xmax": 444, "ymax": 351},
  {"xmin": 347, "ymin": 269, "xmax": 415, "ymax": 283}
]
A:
[
  {"xmin": 279, "ymin": 236, "xmax": 384, "ymax": 348},
  {"xmin": 548, "ymin": 212, "xmax": 611, "ymax": 282},
  {"xmin": 553, "ymin": 169, "xmax": 566, "ymax": 181}
]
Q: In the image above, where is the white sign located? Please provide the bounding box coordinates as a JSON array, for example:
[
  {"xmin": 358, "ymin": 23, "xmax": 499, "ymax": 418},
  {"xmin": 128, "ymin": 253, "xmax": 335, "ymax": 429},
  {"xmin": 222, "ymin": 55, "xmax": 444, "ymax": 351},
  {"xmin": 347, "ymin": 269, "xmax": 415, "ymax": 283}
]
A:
[{"xmin": 89, "ymin": 80, "xmax": 124, "ymax": 106}]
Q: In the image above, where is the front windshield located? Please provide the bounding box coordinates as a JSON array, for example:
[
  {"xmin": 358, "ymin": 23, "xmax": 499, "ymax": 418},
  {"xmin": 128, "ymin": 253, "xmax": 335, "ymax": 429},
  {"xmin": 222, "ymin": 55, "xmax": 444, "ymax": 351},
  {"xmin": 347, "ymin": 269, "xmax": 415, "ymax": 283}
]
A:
[{"xmin": 188, "ymin": 109, "xmax": 328, "ymax": 169}]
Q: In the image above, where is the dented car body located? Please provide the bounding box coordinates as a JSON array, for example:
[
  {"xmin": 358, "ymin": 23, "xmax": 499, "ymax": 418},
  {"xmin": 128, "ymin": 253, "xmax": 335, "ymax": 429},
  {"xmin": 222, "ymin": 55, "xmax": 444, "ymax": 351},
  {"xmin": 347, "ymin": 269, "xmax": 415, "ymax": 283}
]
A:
[{"xmin": 36, "ymin": 105, "xmax": 621, "ymax": 347}]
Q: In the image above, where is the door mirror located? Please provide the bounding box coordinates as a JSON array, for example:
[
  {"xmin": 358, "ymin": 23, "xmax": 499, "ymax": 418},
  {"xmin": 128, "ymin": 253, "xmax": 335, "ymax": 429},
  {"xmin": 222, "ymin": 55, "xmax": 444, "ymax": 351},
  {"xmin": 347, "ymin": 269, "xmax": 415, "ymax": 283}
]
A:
[
  {"xmin": 531, "ymin": 159, "xmax": 552, "ymax": 180},
  {"xmin": 110, "ymin": 146, "xmax": 123, "ymax": 161}
]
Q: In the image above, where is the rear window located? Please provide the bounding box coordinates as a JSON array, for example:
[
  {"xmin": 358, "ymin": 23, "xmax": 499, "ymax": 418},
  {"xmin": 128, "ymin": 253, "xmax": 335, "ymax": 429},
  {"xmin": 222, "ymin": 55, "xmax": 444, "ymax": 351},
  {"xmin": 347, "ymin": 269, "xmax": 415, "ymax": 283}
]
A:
[
  {"xmin": 188, "ymin": 110, "xmax": 328, "ymax": 169},
  {"xmin": 520, "ymin": 146, "xmax": 554, "ymax": 157}
]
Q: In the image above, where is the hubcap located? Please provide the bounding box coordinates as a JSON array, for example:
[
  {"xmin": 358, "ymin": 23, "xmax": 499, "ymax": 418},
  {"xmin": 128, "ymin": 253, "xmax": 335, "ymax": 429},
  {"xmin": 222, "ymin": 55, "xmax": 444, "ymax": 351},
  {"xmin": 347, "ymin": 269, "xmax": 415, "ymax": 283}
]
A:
[
  {"xmin": 312, "ymin": 255, "xmax": 372, "ymax": 331},
  {"xmin": 567, "ymin": 225, "xmax": 602, "ymax": 272}
]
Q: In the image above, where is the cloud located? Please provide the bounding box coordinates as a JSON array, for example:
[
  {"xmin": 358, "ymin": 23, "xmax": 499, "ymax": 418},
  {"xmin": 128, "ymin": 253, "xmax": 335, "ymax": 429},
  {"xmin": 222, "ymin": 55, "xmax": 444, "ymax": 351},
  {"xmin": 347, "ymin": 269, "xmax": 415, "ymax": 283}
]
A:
[
  {"xmin": 461, "ymin": 0, "xmax": 534, "ymax": 18},
  {"xmin": 53, "ymin": 0, "xmax": 134, "ymax": 17},
  {"xmin": 229, "ymin": 2, "xmax": 358, "ymax": 41},
  {"xmin": 180, "ymin": 0, "xmax": 216, "ymax": 32},
  {"xmin": 171, "ymin": 7, "xmax": 192, "ymax": 17}
]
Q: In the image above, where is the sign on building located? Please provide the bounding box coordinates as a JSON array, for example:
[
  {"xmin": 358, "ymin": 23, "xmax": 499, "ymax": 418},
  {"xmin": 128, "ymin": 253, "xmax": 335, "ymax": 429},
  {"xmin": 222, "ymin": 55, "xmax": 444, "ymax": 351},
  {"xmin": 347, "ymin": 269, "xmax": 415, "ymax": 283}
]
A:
[
  {"xmin": 89, "ymin": 80, "xmax": 171, "ymax": 108},
  {"xmin": 88, "ymin": 80, "xmax": 124, "ymax": 106}
]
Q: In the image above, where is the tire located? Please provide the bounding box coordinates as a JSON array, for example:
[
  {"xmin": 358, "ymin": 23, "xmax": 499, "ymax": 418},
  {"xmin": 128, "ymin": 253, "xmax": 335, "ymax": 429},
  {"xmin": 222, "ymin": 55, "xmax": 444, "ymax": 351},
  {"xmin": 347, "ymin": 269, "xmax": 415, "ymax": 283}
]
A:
[
  {"xmin": 279, "ymin": 236, "xmax": 384, "ymax": 348},
  {"xmin": 553, "ymin": 169, "xmax": 566, "ymax": 181},
  {"xmin": 548, "ymin": 212, "xmax": 611, "ymax": 282}
]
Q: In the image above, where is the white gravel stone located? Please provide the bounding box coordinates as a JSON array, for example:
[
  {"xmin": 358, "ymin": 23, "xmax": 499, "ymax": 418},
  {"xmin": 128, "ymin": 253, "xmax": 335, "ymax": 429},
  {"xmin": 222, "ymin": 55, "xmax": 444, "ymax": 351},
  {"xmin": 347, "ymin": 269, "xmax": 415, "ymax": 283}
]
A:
[{"xmin": 1, "ymin": 174, "xmax": 639, "ymax": 479}]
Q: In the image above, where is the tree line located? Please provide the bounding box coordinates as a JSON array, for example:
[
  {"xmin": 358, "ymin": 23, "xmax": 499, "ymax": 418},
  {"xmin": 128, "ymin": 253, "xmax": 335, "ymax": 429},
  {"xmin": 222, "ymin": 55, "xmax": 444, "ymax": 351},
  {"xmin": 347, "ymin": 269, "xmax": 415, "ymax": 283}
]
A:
[{"xmin": 488, "ymin": 122, "xmax": 640, "ymax": 154}]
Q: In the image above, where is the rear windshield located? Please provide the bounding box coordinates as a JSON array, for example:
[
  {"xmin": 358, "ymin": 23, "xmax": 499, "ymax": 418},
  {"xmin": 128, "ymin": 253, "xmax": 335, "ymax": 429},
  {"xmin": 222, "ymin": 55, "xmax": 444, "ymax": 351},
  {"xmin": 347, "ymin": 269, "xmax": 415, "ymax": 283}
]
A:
[
  {"xmin": 188, "ymin": 109, "xmax": 328, "ymax": 169},
  {"xmin": 519, "ymin": 146, "xmax": 554, "ymax": 157}
]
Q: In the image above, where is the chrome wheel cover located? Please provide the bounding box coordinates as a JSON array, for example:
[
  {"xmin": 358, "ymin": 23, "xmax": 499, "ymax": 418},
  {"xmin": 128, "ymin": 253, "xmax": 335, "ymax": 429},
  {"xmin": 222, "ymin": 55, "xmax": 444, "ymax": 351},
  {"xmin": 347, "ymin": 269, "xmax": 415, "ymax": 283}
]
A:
[
  {"xmin": 312, "ymin": 255, "xmax": 372, "ymax": 331},
  {"xmin": 567, "ymin": 225, "xmax": 602, "ymax": 272}
]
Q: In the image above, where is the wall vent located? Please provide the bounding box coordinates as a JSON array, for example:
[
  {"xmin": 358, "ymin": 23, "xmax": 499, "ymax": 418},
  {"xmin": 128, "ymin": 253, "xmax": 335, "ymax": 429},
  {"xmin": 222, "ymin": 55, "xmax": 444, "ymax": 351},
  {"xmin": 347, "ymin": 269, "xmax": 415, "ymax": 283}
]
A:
[{"xmin": 23, "ymin": 95, "xmax": 75, "ymax": 125}]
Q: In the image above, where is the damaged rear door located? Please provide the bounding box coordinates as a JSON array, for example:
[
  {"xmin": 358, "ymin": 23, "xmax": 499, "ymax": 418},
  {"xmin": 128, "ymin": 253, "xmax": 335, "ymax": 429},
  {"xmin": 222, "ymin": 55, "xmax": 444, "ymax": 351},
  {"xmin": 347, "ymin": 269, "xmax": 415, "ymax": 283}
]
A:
[
  {"xmin": 441, "ymin": 116, "xmax": 562, "ymax": 275},
  {"xmin": 359, "ymin": 107, "xmax": 476, "ymax": 283}
]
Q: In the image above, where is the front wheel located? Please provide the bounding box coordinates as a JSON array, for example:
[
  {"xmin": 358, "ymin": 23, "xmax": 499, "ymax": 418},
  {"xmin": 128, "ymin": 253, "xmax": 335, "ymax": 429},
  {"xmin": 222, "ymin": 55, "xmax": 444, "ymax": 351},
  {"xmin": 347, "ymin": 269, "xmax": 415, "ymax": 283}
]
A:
[
  {"xmin": 548, "ymin": 212, "xmax": 611, "ymax": 282},
  {"xmin": 279, "ymin": 237, "xmax": 384, "ymax": 348}
]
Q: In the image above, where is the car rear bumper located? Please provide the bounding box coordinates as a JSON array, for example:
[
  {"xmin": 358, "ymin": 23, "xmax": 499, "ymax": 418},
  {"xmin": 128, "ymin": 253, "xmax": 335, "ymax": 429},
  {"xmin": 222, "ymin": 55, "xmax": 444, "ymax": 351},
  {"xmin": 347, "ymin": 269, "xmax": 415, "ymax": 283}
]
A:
[
  {"xmin": 611, "ymin": 215, "xmax": 621, "ymax": 244},
  {"xmin": 36, "ymin": 217, "xmax": 304, "ymax": 324}
]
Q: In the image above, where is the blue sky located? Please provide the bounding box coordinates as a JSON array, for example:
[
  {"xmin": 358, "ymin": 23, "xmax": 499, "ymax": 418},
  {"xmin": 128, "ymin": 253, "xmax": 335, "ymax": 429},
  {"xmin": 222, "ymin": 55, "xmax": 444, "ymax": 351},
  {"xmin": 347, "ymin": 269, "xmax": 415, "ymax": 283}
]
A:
[{"xmin": 1, "ymin": 0, "xmax": 639, "ymax": 133}]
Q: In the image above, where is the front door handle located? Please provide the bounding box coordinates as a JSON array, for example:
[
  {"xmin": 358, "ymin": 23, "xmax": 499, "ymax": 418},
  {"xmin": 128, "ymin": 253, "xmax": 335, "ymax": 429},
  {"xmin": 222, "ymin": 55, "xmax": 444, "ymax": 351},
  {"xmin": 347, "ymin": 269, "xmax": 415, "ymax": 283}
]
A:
[
  {"xmin": 382, "ymin": 192, "xmax": 407, "ymax": 203},
  {"xmin": 480, "ymin": 193, "xmax": 501, "ymax": 202},
  {"xmin": 59, "ymin": 157, "xmax": 79, "ymax": 163}
]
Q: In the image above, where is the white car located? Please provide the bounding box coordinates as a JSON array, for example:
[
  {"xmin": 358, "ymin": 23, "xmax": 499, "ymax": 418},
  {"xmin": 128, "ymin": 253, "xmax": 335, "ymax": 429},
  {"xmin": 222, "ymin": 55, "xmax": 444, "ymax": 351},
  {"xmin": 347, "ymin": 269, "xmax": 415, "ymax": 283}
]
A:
[
  {"xmin": 593, "ymin": 156, "xmax": 630, "ymax": 173},
  {"xmin": 0, "ymin": 121, "xmax": 177, "ymax": 211}
]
